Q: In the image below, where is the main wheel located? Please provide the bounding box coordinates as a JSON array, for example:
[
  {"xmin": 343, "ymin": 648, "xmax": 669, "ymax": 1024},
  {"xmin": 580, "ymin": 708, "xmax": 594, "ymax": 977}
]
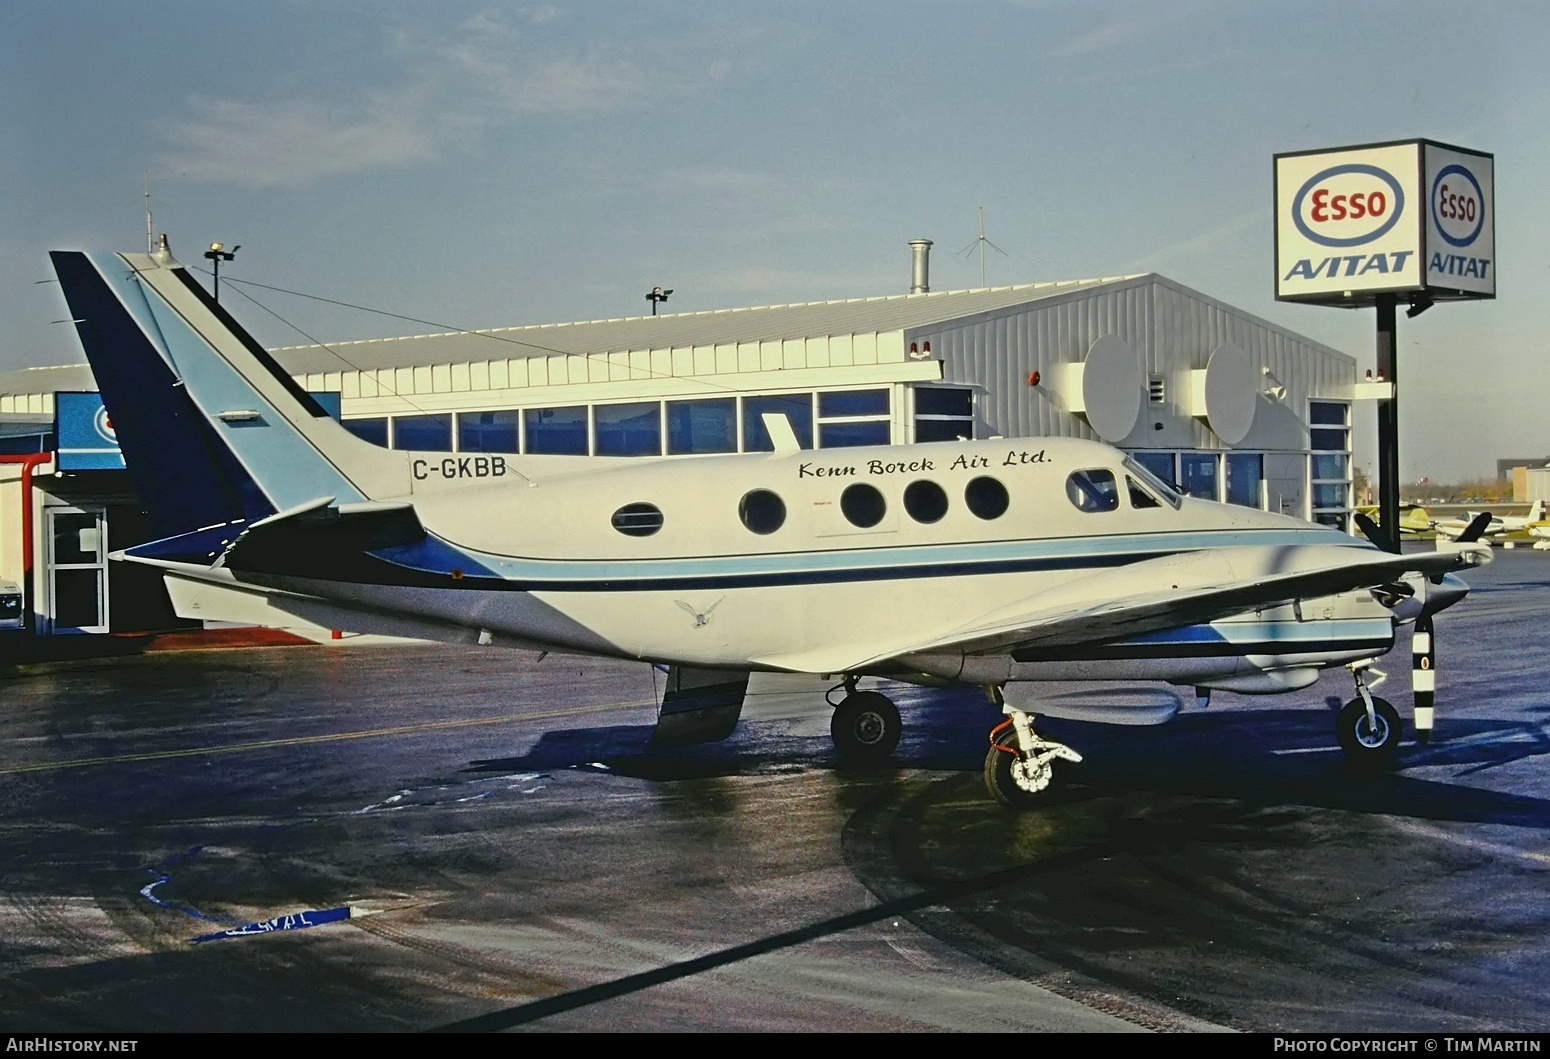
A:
[
  {"xmin": 830, "ymin": 691, "xmax": 901, "ymax": 766},
  {"xmin": 983, "ymin": 725, "xmax": 1045, "ymax": 809},
  {"xmin": 1336, "ymin": 695, "xmax": 1402, "ymax": 765}
]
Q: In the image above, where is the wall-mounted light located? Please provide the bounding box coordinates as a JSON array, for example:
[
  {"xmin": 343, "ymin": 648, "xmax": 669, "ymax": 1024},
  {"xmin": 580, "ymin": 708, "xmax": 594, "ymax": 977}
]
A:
[{"xmin": 1261, "ymin": 367, "xmax": 1287, "ymax": 402}]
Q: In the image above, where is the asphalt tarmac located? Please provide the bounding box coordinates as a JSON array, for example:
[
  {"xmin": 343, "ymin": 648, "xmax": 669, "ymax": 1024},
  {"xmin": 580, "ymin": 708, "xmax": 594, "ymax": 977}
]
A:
[{"xmin": 2, "ymin": 548, "xmax": 1549, "ymax": 1033}]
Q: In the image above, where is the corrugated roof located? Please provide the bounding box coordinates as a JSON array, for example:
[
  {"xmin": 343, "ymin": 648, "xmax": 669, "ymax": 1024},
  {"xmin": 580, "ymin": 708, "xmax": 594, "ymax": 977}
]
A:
[
  {"xmin": 269, "ymin": 277, "xmax": 1144, "ymax": 375},
  {"xmin": 0, "ymin": 364, "xmax": 95, "ymax": 400}
]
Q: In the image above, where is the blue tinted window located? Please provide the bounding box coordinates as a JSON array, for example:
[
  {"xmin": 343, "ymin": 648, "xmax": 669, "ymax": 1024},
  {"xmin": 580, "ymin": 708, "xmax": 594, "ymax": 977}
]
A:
[
  {"xmin": 818, "ymin": 389, "xmax": 888, "ymax": 417},
  {"xmin": 819, "ymin": 421, "xmax": 890, "ymax": 448},
  {"xmin": 1311, "ymin": 428, "xmax": 1347, "ymax": 452},
  {"xmin": 1312, "ymin": 483, "xmax": 1348, "ymax": 509},
  {"xmin": 667, "ymin": 399, "xmax": 736, "ymax": 454},
  {"xmin": 344, "ymin": 417, "xmax": 388, "ymax": 447},
  {"xmin": 743, "ymin": 395, "xmax": 812, "ymax": 451},
  {"xmin": 1310, "ymin": 452, "xmax": 1348, "ymax": 480},
  {"xmin": 1131, "ymin": 451, "xmax": 1175, "ymax": 485},
  {"xmin": 1226, "ymin": 453, "xmax": 1263, "ymax": 507},
  {"xmin": 526, "ymin": 406, "xmax": 588, "ymax": 455},
  {"xmin": 595, "ymin": 403, "xmax": 662, "ymax": 456},
  {"xmin": 1309, "ymin": 402, "xmax": 1348, "ymax": 425},
  {"xmin": 914, "ymin": 388, "xmax": 972, "ymax": 416},
  {"xmin": 458, "ymin": 410, "xmax": 520, "ymax": 453},
  {"xmin": 1179, "ymin": 453, "xmax": 1219, "ymax": 500},
  {"xmin": 915, "ymin": 420, "xmax": 970, "ymax": 443},
  {"xmin": 393, "ymin": 415, "xmax": 453, "ymax": 451}
]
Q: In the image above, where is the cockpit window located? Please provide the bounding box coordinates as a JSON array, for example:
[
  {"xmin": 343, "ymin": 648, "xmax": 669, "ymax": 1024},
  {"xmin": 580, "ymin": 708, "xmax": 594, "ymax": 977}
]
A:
[
  {"xmin": 1066, "ymin": 469, "xmax": 1120, "ymax": 513},
  {"xmin": 1122, "ymin": 456, "xmax": 1182, "ymax": 509},
  {"xmin": 1127, "ymin": 475, "xmax": 1161, "ymax": 509}
]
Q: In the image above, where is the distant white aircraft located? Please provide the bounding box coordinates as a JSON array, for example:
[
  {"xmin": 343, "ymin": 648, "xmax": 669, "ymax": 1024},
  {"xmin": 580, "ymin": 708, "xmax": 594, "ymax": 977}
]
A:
[
  {"xmin": 1436, "ymin": 499, "xmax": 1545, "ymax": 542},
  {"xmin": 50, "ymin": 245, "xmax": 1493, "ymax": 806}
]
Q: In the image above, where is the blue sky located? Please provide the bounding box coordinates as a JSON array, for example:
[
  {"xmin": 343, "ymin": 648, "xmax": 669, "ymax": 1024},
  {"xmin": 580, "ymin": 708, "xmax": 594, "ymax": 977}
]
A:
[{"xmin": 4, "ymin": 1, "xmax": 1546, "ymax": 482}]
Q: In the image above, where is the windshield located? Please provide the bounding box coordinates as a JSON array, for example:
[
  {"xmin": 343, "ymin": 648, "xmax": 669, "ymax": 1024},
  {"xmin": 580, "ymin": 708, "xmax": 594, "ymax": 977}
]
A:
[{"xmin": 1122, "ymin": 456, "xmax": 1182, "ymax": 509}]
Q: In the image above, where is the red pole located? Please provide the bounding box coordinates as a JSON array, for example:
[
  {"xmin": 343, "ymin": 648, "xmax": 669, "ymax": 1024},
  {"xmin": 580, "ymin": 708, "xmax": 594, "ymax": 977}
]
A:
[{"xmin": 2, "ymin": 451, "xmax": 54, "ymax": 633}]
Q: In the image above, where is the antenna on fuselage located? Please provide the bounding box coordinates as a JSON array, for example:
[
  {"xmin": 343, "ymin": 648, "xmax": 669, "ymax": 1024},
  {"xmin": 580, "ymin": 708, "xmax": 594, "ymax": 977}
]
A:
[{"xmin": 144, "ymin": 172, "xmax": 153, "ymax": 254}]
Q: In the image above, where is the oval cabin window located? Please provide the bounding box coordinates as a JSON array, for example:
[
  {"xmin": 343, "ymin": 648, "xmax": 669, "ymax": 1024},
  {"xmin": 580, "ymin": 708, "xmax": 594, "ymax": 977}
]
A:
[
  {"xmin": 840, "ymin": 483, "xmax": 887, "ymax": 528},
  {"xmin": 903, "ymin": 480, "xmax": 949, "ymax": 524},
  {"xmin": 612, "ymin": 502, "xmax": 664, "ymax": 537},
  {"xmin": 739, "ymin": 489, "xmax": 786, "ymax": 535},
  {"xmin": 964, "ymin": 476, "xmax": 1010, "ymax": 520}
]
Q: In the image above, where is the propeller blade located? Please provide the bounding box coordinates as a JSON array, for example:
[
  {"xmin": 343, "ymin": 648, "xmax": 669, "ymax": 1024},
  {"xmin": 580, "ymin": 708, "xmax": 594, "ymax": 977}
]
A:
[
  {"xmin": 1455, "ymin": 511, "xmax": 1495, "ymax": 544},
  {"xmin": 1353, "ymin": 511, "xmax": 1394, "ymax": 552},
  {"xmin": 1412, "ymin": 613, "xmax": 1435, "ymax": 744}
]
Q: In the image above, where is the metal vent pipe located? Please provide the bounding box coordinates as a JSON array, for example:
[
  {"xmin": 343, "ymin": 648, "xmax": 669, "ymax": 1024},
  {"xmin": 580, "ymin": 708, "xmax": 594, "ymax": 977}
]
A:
[{"xmin": 909, "ymin": 239, "xmax": 932, "ymax": 294}]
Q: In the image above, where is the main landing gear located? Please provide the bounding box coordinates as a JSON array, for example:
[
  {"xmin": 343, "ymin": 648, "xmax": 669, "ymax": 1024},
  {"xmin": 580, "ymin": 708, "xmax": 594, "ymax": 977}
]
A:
[
  {"xmin": 982, "ymin": 690, "xmax": 1083, "ymax": 808},
  {"xmin": 828, "ymin": 678, "xmax": 902, "ymax": 766},
  {"xmin": 1336, "ymin": 662, "xmax": 1402, "ymax": 766}
]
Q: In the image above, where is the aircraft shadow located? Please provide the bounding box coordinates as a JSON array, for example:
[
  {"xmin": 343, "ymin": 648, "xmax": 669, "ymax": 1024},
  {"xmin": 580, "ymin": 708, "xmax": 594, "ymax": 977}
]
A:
[{"xmin": 466, "ymin": 693, "xmax": 1550, "ymax": 832}]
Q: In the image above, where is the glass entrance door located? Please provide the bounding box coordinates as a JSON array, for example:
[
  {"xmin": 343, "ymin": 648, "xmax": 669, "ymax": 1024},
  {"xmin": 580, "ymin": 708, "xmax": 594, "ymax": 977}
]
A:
[{"xmin": 47, "ymin": 507, "xmax": 108, "ymax": 633}]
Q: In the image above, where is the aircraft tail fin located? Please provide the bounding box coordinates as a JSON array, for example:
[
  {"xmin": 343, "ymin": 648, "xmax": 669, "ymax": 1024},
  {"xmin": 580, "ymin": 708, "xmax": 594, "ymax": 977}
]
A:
[{"xmin": 51, "ymin": 247, "xmax": 408, "ymax": 547}]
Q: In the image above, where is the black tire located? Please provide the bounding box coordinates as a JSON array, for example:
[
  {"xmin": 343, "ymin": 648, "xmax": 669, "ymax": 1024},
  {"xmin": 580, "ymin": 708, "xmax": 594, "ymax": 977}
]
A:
[
  {"xmin": 1336, "ymin": 696, "xmax": 1402, "ymax": 765},
  {"xmin": 983, "ymin": 726, "xmax": 1043, "ymax": 809},
  {"xmin": 830, "ymin": 691, "xmax": 901, "ymax": 766}
]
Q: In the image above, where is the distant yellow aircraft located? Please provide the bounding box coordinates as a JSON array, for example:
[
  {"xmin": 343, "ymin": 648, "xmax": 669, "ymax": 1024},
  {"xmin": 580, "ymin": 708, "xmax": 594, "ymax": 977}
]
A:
[{"xmin": 1355, "ymin": 503, "xmax": 1436, "ymax": 539}]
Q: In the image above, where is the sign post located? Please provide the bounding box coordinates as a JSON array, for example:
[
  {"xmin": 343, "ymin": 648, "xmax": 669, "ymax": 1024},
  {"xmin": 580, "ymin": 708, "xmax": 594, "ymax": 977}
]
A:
[{"xmin": 1275, "ymin": 139, "xmax": 1495, "ymax": 551}]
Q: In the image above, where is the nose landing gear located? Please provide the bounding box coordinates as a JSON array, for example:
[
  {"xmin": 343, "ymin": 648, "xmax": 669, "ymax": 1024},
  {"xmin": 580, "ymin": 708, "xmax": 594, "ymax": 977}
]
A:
[{"xmin": 982, "ymin": 690, "xmax": 1083, "ymax": 808}]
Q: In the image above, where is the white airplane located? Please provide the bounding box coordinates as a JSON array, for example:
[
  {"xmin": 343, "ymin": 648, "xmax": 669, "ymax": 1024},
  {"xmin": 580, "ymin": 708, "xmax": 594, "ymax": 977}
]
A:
[
  {"xmin": 1436, "ymin": 499, "xmax": 1544, "ymax": 542},
  {"xmin": 50, "ymin": 244, "xmax": 1494, "ymax": 807}
]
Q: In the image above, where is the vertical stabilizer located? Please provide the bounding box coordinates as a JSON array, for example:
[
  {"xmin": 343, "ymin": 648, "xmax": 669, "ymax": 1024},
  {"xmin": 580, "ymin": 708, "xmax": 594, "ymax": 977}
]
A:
[{"xmin": 51, "ymin": 249, "xmax": 410, "ymax": 542}]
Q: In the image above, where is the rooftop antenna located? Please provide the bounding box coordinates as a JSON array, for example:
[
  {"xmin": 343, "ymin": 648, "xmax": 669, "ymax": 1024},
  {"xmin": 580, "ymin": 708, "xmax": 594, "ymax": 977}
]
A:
[
  {"xmin": 144, "ymin": 172, "xmax": 154, "ymax": 254},
  {"xmin": 958, "ymin": 206, "xmax": 1007, "ymax": 287}
]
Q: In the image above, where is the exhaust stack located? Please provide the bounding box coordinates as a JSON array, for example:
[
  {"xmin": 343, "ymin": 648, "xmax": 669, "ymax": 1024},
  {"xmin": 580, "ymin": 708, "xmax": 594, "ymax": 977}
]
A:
[{"xmin": 909, "ymin": 238, "xmax": 932, "ymax": 294}]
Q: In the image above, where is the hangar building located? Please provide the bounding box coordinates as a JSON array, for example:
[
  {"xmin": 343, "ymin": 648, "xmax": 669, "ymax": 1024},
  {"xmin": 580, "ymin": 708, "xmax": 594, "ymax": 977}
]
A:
[{"xmin": 0, "ymin": 245, "xmax": 1361, "ymax": 638}]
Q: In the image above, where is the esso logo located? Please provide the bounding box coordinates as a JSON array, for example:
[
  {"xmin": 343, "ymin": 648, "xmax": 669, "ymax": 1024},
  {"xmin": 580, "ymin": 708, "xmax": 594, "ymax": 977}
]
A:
[
  {"xmin": 1432, "ymin": 164, "xmax": 1485, "ymax": 247},
  {"xmin": 93, "ymin": 404, "xmax": 116, "ymax": 444},
  {"xmin": 1291, "ymin": 164, "xmax": 1406, "ymax": 248}
]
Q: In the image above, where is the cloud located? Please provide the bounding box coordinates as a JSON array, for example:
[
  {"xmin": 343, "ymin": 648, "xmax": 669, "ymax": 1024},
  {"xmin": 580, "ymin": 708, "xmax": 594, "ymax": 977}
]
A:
[
  {"xmin": 157, "ymin": 98, "xmax": 437, "ymax": 188},
  {"xmin": 153, "ymin": 12, "xmax": 671, "ymax": 189},
  {"xmin": 1124, "ymin": 209, "xmax": 1262, "ymax": 272},
  {"xmin": 1049, "ymin": 2, "xmax": 1209, "ymax": 58},
  {"xmin": 508, "ymin": 58, "xmax": 645, "ymax": 112},
  {"xmin": 435, "ymin": 13, "xmax": 648, "ymax": 115}
]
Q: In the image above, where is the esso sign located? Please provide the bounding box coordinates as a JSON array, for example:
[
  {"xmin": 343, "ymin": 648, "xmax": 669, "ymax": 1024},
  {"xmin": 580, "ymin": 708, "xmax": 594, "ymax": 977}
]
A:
[
  {"xmin": 1291, "ymin": 164, "xmax": 1406, "ymax": 247},
  {"xmin": 1432, "ymin": 164, "xmax": 1485, "ymax": 247}
]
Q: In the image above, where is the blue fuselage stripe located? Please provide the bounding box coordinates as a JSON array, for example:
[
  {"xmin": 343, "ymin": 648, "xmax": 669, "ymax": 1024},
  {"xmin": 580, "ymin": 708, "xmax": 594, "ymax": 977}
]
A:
[{"xmin": 367, "ymin": 526, "xmax": 1372, "ymax": 593}]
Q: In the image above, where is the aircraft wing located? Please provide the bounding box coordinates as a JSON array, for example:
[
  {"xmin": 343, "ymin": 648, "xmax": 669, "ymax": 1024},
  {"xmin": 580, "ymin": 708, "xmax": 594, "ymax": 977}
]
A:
[{"xmin": 752, "ymin": 540, "xmax": 1491, "ymax": 675}]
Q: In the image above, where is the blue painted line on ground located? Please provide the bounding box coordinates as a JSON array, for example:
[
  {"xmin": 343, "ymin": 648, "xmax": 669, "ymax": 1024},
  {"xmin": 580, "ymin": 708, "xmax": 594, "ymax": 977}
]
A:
[
  {"xmin": 138, "ymin": 846, "xmax": 241, "ymax": 926},
  {"xmin": 191, "ymin": 906, "xmax": 352, "ymax": 943}
]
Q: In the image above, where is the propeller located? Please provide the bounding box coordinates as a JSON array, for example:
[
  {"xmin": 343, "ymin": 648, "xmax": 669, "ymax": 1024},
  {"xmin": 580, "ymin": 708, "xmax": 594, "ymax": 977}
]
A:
[
  {"xmin": 1355, "ymin": 509, "xmax": 1482, "ymax": 747},
  {"xmin": 1353, "ymin": 511, "xmax": 1394, "ymax": 553},
  {"xmin": 1453, "ymin": 510, "xmax": 1495, "ymax": 544},
  {"xmin": 1412, "ymin": 613, "xmax": 1435, "ymax": 743}
]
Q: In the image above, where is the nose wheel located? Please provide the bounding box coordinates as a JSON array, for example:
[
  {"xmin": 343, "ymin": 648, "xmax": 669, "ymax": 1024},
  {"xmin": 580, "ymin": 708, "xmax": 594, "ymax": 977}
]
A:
[{"xmin": 983, "ymin": 703, "xmax": 1083, "ymax": 809}]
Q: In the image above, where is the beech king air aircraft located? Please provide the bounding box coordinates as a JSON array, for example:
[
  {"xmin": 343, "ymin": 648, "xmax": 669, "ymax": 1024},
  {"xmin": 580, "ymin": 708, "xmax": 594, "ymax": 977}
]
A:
[{"xmin": 51, "ymin": 244, "xmax": 1495, "ymax": 806}]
